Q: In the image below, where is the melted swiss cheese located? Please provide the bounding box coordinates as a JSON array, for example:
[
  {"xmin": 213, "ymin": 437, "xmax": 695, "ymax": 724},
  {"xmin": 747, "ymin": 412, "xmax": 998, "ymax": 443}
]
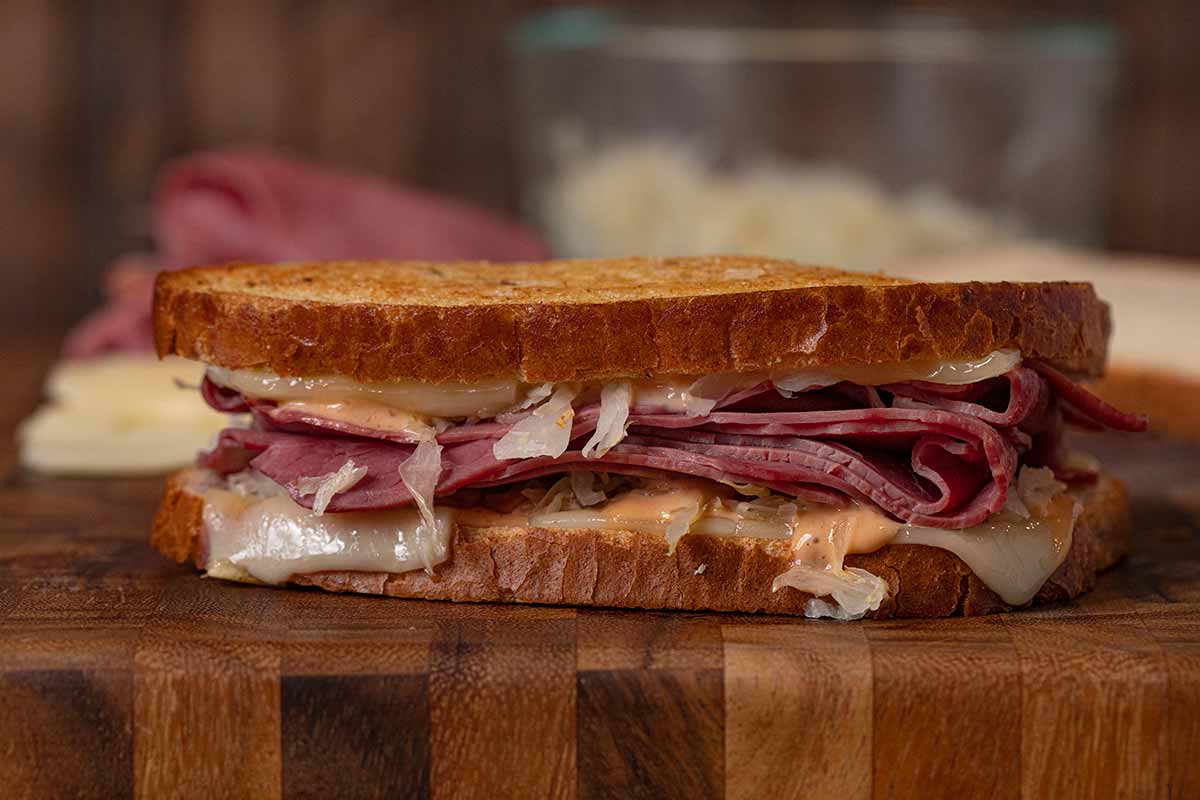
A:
[
  {"xmin": 198, "ymin": 469, "xmax": 1077, "ymax": 616},
  {"xmin": 208, "ymin": 350, "xmax": 1020, "ymax": 421}
]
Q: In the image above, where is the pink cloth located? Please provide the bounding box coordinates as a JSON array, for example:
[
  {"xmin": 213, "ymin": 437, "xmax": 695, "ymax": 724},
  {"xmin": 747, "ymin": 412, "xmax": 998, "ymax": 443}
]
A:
[{"xmin": 65, "ymin": 148, "xmax": 549, "ymax": 357}]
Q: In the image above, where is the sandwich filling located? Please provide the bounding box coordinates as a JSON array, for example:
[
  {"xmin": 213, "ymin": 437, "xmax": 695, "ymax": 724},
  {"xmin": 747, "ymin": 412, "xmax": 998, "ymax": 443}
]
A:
[{"xmin": 191, "ymin": 350, "xmax": 1145, "ymax": 618}]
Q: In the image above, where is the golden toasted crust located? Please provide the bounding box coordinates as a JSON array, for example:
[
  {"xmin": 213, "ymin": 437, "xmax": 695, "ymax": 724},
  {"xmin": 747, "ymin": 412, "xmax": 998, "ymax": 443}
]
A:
[
  {"xmin": 152, "ymin": 469, "xmax": 1131, "ymax": 618},
  {"xmin": 153, "ymin": 256, "xmax": 1111, "ymax": 383},
  {"xmin": 151, "ymin": 473, "xmax": 207, "ymax": 566}
]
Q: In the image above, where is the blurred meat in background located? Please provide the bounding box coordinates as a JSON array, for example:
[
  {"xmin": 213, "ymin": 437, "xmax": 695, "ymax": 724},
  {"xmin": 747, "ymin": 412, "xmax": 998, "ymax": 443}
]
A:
[{"xmin": 63, "ymin": 148, "xmax": 548, "ymax": 358}]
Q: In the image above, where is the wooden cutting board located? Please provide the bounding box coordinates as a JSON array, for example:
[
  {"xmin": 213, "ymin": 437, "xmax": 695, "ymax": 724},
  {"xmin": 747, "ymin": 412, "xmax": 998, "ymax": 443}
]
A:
[{"xmin": 1, "ymin": 349, "xmax": 1198, "ymax": 799}]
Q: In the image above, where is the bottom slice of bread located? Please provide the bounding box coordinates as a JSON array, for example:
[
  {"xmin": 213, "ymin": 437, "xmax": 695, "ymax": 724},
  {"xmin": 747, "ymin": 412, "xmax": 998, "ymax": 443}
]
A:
[{"xmin": 152, "ymin": 469, "xmax": 1132, "ymax": 618}]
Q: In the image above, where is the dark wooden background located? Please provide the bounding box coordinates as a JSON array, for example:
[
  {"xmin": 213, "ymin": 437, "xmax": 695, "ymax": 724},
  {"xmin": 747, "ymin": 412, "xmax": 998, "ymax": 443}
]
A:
[{"xmin": 2, "ymin": 0, "xmax": 1198, "ymax": 342}]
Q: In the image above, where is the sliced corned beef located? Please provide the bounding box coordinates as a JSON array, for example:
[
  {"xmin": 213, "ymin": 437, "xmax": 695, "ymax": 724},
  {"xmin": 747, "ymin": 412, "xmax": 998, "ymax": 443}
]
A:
[{"xmin": 197, "ymin": 364, "xmax": 1145, "ymax": 529}]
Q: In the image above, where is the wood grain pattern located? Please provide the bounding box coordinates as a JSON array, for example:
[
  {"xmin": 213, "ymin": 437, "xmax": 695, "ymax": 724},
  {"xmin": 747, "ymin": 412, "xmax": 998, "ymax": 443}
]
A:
[
  {"xmin": 0, "ymin": 668, "xmax": 133, "ymax": 800},
  {"xmin": 79, "ymin": 0, "xmax": 175, "ymax": 268},
  {"xmin": 134, "ymin": 637, "xmax": 282, "ymax": 800},
  {"xmin": 178, "ymin": 0, "xmax": 291, "ymax": 149},
  {"xmin": 576, "ymin": 612, "xmax": 725, "ymax": 799},
  {"xmin": 577, "ymin": 668, "xmax": 723, "ymax": 800},
  {"xmin": 723, "ymin": 624, "xmax": 872, "ymax": 800},
  {"xmin": 281, "ymin": 672, "xmax": 430, "ymax": 799},
  {"xmin": 1157, "ymin": 611, "xmax": 1200, "ymax": 798},
  {"xmin": 430, "ymin": 616, "xmax": 576, "ymax": 800},
  {"xmin": 1, "ymin": 344, "xmax": 1198, "ymax": 798},
  {"xmin": 1006, "ymin": 610, "xmax": 1169, "ymax": 800},
  {"xmin": 867, "ymin": 618, "xmax": 1022, "ymax": 799}
]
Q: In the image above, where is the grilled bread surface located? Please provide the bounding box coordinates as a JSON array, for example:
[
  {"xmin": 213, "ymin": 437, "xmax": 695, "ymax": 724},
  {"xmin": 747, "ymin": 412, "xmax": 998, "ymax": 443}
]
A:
[{"xmin": 154, "ymin": 256, "xmax": 1112, "ymax": 383}]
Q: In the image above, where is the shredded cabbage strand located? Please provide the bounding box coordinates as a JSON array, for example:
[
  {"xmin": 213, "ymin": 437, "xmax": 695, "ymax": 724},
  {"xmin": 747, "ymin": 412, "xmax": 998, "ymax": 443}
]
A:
[
  {"xmin": 531, "ymin": 476, "xmax": 574, "ymax": 513},
  {"xmin": 1003, "ymin": 465, "xmax": 1069, "ymax": 519},
  {"xmin": 681, "ymin": 373, "xmax": 759, "ymax": 416},
  {"xmin": 295, "ymin": 460, "xmax": 368, "ymax": 515},
  {"xmin": 664, "ymin": 499, "xmax": 703, "ymax": 554},
  {"xmin": 570, "ymin": 471, "xmax": 607, "ymax": 506},
  {"xmin": 493, "ymin": 384, "xmax": 578, "ymax": 460},
  {"xmin": 398, "ymin": 437, "xmax": 445, "ymax": 573},
  {"xmin": 770, "ymin": 503, "xmax": 890, "ymax": 620},
  {"xmin": 582, "ymin": 380, "xmax": 632, "ymax": 457},
  {"xmin": 1018, "ymin": 466, "xmax": 1068, "ymax": 517},
  {"xmin": 771, "ymin": 371, "xmax": 843, "ymax": 397},
  {"xmin": 773, "ymin": 564, "xmax": 890, "ymax": 620},
  {"xmin": 230, "ymin": 468, "xmax": 289, "ymax": 499},
  {"xmin": 719, "ymin": 480, "xmax": 772, "ymax": 499},
  {"xmin": 504, "ymin": 383, "xmax": 553, "ymax": 416}
]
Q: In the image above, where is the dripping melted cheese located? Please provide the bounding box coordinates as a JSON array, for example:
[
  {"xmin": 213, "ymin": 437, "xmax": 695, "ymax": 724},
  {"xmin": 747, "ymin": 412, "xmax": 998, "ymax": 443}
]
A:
[
  {"xmin": 196, "ymin": 469, "xmax": 1076, "ymax": 618},
  {"xmin": 200, "ymin": 476, "xmax": 452, "ymax": 584}
]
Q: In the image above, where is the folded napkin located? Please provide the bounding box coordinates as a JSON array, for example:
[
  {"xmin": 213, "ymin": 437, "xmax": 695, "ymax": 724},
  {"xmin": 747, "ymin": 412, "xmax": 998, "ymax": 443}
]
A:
[{"xmin": 66, "ymin": 148, "xmax": 548, "ymax": 356}]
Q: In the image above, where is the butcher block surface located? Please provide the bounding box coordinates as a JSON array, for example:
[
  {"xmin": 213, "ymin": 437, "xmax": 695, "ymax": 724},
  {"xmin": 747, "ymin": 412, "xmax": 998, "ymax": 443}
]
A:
[{"xmin": 2, "ymin": 343, "xmax": 1199, "ymax": 800}]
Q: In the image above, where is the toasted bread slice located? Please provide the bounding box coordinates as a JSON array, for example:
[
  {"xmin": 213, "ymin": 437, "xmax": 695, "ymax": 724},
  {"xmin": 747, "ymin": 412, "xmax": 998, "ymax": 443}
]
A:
[
  {"xmin": 154, "ymin": 256, "xmax": 1111, "ymax": 384},
  {"xmin": 152, "ymin": 468, "xmax": 1130, "ymax": 618}
]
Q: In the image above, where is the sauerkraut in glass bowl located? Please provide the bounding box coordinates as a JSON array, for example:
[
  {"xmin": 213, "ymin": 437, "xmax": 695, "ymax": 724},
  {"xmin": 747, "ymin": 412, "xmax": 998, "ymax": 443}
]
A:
[{"xmin": 509, "ymin": 7, "xmax": 1118, "ymax": 269}]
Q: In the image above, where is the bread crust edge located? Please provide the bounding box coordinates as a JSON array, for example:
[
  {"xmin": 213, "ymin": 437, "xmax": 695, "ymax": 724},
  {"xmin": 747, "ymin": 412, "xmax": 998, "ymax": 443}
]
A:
[{"xmin": 154, "ymin": 262, "xmax": 1111, "ymax": 383}]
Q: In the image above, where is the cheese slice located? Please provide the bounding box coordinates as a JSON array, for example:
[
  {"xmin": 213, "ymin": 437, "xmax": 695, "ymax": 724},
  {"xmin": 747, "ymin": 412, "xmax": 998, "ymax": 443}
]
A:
[
  {"xmin": 208, "ymin": 367, "xmax": 527, "ymax": 419},
  {"xmin": 894, "ymin": 494, "xmax": 1076, "ymax": 606},
  {"xmin": 202, "ymin": 480, "xmax": 452, "ymax": 584},
  {"xmin": 196, "ymin": 468, "xmax": 1075, "ymax": 616},
  {"xmin": 271, "ymin": 400, "xmax": 438, "ymax": 440},
  {"xmin": 207, "ymin": 349, "xmax": 1021, "ymax": 422},
  {"xmin": 19, "ymin": 354, "xmax": 229, "ymax": 475}
]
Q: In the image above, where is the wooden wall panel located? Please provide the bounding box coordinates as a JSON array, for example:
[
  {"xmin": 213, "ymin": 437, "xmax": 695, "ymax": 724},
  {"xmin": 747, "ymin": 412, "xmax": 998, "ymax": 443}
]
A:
[
  {"xmin": 1109, "ymin": 0, "xmax": 1200, "ymax": 257},
  {"xmin": 0, "ymin": 1, "xmax": 80, "ymax": 339},
  {"xmin": 423, "ymin": 1, "xmax": 537, "ymax": 214},
  {"xmin": 177, "ymin": 0, "xmax": 294, "ymax": 149},
  {"xmin": 80, "ymin": 0, "xmax": 177, "ymax": 296},
  {"xmin": 305, "ymin": 2, "xmax": 437, "ymax": 183}
]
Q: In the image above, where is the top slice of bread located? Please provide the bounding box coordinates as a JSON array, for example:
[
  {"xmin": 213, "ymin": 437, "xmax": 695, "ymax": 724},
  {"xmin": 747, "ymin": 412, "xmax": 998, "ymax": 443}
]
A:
[{"xmin": 154, "ymin": 255, "xmax": 1111, "ymax": 383}]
